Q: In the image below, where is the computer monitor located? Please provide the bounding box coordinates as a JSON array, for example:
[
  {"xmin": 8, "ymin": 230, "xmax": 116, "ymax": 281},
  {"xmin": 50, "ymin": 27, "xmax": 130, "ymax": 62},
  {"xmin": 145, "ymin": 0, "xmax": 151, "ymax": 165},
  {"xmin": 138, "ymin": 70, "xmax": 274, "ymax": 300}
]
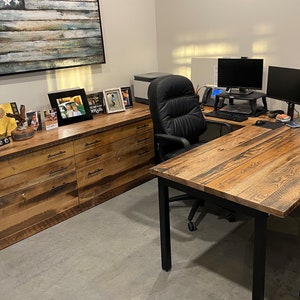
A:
[
  {"xmin": 217, "ymin": 58, "xmax": 264, "ymax": 95},
  {"xmin": 267, "ymin": 65, "xmax": 300, "ymax": 119}
]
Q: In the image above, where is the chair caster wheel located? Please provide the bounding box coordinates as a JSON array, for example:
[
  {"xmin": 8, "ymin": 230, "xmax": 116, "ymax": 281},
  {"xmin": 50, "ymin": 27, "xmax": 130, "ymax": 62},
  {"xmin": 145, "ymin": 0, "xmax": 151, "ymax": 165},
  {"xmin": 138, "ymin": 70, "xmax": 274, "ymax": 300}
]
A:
[{"xmin": 188, "ymin": 221, "xmax": 197, "ymax": 232}]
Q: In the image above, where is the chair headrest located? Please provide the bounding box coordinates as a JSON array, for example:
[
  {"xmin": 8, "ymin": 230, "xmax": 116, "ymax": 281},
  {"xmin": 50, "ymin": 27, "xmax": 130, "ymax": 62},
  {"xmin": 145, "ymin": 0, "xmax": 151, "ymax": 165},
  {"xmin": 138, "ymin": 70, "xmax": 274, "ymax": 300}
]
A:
[{"xmin": 148, "ymin": 75, "xmax": 194, "ymax": 101}]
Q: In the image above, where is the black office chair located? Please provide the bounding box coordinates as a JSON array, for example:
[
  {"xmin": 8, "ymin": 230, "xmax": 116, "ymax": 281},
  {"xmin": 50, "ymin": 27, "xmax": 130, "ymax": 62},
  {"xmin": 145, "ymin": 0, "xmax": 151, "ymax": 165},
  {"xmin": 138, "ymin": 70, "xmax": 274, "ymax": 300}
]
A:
[{"xmin": 148, "ymin": 74, "xmax": 234, "ymax": 231}]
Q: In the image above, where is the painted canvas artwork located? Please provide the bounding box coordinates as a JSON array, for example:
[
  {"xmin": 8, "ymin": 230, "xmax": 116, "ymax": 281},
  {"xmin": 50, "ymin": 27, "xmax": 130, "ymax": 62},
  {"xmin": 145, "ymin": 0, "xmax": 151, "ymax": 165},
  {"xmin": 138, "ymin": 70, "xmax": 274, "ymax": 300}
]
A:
[{"xmin": 0, "ymin": 0, "xmax": 105, "ymax": 75}]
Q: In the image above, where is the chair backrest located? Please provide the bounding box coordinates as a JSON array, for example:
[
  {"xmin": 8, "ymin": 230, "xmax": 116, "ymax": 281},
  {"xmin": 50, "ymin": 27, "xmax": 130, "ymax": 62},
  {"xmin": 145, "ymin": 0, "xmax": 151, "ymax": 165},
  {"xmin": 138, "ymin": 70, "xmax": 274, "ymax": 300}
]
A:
[{"xmin": 148, "ymin": 74, "xmax": 207, "ymax": 145}]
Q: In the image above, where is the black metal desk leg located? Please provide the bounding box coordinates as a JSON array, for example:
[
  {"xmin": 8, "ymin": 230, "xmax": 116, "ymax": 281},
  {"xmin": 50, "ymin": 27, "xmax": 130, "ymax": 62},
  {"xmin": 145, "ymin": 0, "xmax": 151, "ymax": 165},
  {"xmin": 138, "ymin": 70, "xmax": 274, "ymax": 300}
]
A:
[
  {"xmin": 158, "ymin": 178, "xmax": 171, "ymax": 271},
  {"xmin": 252, "ymin": 213, "xmax": 268, "ymax": 300}
]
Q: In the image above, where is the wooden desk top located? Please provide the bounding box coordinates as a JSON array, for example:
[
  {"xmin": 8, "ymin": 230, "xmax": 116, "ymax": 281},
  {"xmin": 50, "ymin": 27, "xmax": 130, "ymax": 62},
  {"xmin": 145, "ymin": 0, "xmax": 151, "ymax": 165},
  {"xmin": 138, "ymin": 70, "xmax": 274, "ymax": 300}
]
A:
[{"xmin": 150, "ymin": 125, "xmax": 300, "ymax": 218}]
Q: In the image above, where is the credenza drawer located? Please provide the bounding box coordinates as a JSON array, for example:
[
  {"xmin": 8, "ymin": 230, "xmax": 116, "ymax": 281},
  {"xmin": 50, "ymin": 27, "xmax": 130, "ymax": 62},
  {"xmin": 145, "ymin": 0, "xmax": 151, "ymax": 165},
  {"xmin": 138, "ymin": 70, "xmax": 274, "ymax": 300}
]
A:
[
  {"xmin": 0, "ymin": 141, "xmax": 74, "ymax": 180},
  {"xmin": 73, "ymin": 119, "xmax": 153, "ymax": 154},
  {"xmin": 0, "ymin": 157, "xmax": 76, "ymax": 197},
  {"xmin": 74, "ymin": 131, "xmax": 153, "ymax": 169},
  {"xmin": 76, "ymin": 144, "xmax": 153, "ymax": 189},
  {"xmin": 0, "ymin": 171, "xmax": 78, "ymax": 238}
]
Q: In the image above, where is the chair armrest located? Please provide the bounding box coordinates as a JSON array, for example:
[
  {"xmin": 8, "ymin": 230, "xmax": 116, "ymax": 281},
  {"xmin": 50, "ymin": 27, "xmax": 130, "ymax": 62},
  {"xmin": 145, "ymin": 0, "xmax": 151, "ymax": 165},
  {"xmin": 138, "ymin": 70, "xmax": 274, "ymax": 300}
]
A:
[
  {"xmin": 155, "ymin": 133, "xmax": 191, "ymax": 150},
  {"xmin": 206, "ymin": 120, "xmax": 233, "ymax": 133}
]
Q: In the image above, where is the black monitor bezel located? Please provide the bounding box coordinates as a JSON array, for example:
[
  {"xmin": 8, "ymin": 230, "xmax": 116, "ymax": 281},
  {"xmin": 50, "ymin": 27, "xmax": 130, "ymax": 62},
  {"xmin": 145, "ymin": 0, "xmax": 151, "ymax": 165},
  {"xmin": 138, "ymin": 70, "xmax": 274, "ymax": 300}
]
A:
[
  {"xmin": 266, "ymin": 65, "xmax": 300, "ymax": 105},
  {"xmin": 217, "ymin": 58, "xmax": 264, "ymax": 90}
]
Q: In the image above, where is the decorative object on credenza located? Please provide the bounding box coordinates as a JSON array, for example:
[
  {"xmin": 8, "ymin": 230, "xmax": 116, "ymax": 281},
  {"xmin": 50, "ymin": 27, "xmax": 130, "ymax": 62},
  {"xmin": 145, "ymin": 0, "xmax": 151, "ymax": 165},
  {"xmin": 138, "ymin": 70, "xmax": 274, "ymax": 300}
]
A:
[
  {"xmin": 0, "ymin": 103, "xmax": 17, "ymax": 142},
  {"xmin": 103, "ymin": 88, "xmax": 126, "ymax": 114},
  {"xmin": 48, "ymin": 88, "xmax": 93, "ymax": 127},
  {"xmin": 120, "ymin": 87, "xmax": 133, "ymax": 108},
  {"xmin": 0, "ymin": 136, "xmax": 10, "ymax": 147},
  {"xmin": 86, "ymin": 91, "xmax": 104, "ymax": 114},
  {"xmin": 1, "ymin": 1, "xmax": 105, "ymax": 76},
  {"xmin": 6, "ymin": 104, "xmax": 35, "ymax": 141}
]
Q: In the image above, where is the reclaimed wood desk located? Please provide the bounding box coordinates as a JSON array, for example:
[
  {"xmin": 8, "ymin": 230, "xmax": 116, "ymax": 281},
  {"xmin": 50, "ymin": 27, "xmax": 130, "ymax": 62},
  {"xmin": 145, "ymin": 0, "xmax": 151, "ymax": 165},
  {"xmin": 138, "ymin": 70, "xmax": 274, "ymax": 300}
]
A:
[{"xmin": 150, "ymin": 124, "xmax": 300, "ymax": 300}]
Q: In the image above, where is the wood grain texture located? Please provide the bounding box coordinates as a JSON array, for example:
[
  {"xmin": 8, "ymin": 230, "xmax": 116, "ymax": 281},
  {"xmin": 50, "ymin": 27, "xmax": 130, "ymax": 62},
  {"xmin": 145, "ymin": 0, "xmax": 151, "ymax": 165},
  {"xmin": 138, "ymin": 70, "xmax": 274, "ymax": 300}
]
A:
[
  {"xmin": 0, "ymin": 103, "xmax": 151, "ymax": 160},
  {"xmin": 150, "ymin": 125, "xmax": 300, "ymax": 218},
  {"xmin": 0, "ymin": 0, "xmax": 105, "ymax": 74},
  {"xmin": 0, "ymin": 104, "xmax": 154, "ymax": 250}
]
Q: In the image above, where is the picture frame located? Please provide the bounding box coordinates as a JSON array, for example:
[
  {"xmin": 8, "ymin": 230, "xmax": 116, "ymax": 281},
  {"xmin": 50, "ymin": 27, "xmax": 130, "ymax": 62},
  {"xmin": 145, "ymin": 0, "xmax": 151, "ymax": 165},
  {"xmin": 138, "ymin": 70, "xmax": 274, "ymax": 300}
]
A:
[
  {"xmin": 43, "ymin": 109, "xmax": 58, "ymax": 130},
  {"xmin": 86, "ymin": 91, "xmax": 104, "ymax": 114},
  {"xmin": 48, "ymin": 88, "xmax": 93, "ymax": 127},
  {"xmin": 121, "ymin": 87, "xmax": 133, "ymax": 108},
  {"xmin": 1, "ymin": 1, "xmax": 105, "ymax": 76},
  {"xmin": 103, "ymin": 88, "xmax": 126, "ymax": 114},
  {"xmin": 26, "ymin": 111, "xmax": 42, "ymax": 131}
]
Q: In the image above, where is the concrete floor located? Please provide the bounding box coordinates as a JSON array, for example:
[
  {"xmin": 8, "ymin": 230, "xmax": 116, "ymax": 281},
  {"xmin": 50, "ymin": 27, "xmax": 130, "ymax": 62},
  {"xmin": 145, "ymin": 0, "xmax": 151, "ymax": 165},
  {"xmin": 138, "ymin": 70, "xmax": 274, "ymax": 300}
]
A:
[{"xmin": 0, "ymin": 179, "xmax": 299, "ymax": 300}]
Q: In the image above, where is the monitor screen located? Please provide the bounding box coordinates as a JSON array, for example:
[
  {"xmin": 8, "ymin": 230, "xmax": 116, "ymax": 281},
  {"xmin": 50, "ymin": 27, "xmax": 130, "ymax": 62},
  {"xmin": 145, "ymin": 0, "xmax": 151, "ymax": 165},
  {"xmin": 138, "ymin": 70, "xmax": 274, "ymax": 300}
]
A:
[
  {"xmin": 217, "ymin": 58, "xmax": 264, "ymax": 90},
  {"xmin": 266, "ymin": 66, "xmax": 300, "ymax": 105}
]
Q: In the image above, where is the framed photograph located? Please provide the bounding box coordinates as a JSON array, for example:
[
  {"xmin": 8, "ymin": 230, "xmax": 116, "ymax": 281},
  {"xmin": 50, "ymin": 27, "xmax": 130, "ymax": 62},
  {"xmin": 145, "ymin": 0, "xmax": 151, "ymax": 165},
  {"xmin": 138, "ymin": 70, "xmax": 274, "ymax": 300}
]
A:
[
  {"xmin": 48, "ymin": 88, "xmax": 93, "ymax": 127},
  {"xmin": 121, "ymin": 87, "xmax": 133, "ymax": 108},
  {"xmin": 43, "ymin": 109, "xmax": 58, "ymax": 130},
  {"xmin": 26, "ymin": 111, "xmax": 42, "ymax": 131},
  {"xmin": 103, "ymin": 88, "xmax": 126, "ymax": 114},
  {"xmin": 86, "ymin": 92, "xmax": 104, "ymax": 114}
]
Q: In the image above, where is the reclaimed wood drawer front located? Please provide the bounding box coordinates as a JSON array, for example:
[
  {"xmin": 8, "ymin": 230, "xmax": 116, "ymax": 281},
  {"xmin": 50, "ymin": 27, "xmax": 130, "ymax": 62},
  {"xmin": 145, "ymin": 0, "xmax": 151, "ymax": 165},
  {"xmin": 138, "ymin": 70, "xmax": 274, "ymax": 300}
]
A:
[
  {"xmin": 78, "ymin": 162, "xmax": 153, "ymax": 203},
  {"xmin": 0, "ymin": 157, "xmax": 75, "ymax": 197},
  {"xmin": 74, "ymin": 143, "xmax": 115, "ymax": 169},
  {"xmin": 74, "ymin": 131, "xmax": 153, "ymax": 169},
  {"xmin": 76, "ymin": 137, "xmax": 154, "ymax": 189},
  {"xmin": 0, "ymin": 171, "xmax": 78, "ymax": 238},
  {"xmin": 73, "ymin": 119, "xmax": 153, "ymax": 154},
  {"xmin": 0, "ymin": 141, "xmax": 74, "ymax": 180}
]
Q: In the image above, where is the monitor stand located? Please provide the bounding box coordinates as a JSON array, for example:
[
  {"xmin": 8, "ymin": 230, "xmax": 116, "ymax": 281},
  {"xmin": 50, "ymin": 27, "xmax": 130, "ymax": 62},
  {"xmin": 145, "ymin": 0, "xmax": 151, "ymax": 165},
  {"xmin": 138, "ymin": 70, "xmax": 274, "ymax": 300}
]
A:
[
  {"xmin": 220, "ymin": 102, "xmax": 252, "ymax": 115},
  {"xmin": 228, "ymin": 88, "xmax": 253, "ymax": 96}
]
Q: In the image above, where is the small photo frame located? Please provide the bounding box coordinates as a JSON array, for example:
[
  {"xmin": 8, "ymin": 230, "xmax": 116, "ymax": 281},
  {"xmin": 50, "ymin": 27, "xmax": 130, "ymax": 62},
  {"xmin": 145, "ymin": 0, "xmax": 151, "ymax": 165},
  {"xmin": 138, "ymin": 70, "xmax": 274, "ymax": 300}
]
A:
[
  {"xmin": 43, "ymin": 109, "xmax": 58, "ymax": 130},
  {"xmin": 48, "ymin": 88, "xmax": 93, "ymax": 126},
  {"xmin": 103, "ymin": 88, "xmax": 126, "ymax": 114},
  {"xmin": 121, "ymin": 87, "xmax": 133, "ymax": 108},
  {"xmin": 86, "ymin": 91, "xmax": 104, "ymax": 114},
  {"xmin": 26, "ymin": 111, "xmax": 42, "ymax": 131}
]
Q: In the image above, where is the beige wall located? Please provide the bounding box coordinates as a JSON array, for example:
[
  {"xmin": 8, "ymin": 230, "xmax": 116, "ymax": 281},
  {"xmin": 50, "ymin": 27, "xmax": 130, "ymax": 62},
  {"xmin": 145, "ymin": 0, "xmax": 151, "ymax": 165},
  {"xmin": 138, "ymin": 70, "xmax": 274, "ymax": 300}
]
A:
[
  {"xmin": 155, "ymin": 0, "xmax": 300, "ymax": 111},
  {"xmin": 0, "ymin": 0, "xmax": 157, "ymax": 111},
  {"xmin": 2, "ymin": 1, "xmax": 300, "ymax": 112}
]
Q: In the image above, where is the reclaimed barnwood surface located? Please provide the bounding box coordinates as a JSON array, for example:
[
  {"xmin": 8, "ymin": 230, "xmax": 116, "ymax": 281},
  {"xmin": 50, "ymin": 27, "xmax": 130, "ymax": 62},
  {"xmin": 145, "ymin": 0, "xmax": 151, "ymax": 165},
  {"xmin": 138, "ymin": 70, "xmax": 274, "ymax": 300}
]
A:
[
  {"xmin": 0, "ymin": 0, "xmax": 105, "ymax": 74},
  {"xmin": 150, "ymin": 125, "xmax": 300, "ymax": 218}
]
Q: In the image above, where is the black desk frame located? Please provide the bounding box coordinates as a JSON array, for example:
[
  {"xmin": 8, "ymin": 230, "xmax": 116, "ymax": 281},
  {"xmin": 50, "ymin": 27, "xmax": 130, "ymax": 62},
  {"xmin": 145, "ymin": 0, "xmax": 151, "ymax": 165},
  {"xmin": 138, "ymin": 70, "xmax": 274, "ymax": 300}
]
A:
[
  {"xmin": 157, "ymin": 177, "xmax": 268, "ymax": 300},
  {"xmin": 214, "ymin": 91, "xmax": 267, "ymax": 116}
]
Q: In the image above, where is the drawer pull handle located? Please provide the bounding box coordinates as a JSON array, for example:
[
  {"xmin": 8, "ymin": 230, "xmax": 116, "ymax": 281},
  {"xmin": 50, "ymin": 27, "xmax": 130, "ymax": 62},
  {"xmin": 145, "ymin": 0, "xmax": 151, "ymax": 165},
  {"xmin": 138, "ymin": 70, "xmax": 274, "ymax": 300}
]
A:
[
  {"xmin": 85, "ymin": 139, "xmax": 101, "ymax": 147},
  {"xmin": 138, "ymin": 150, "xmax": 150, "ymax": 156},
  {"xmin": 51, "ymin": 182, "xmax": 68, "ymax": 192},
  {"xmin": 48, "ymin": 150, "xmax": 66, "ymax": 158},
  {"xmin": 49, "ymin": 166, "xmax": 67, "ymax": 176},
  {"xmin": 86, "ymin": 154, "xmax": 102, "ymax": 161},
  {"xmin": 137, "ymin": 137, "xmax": 150, "ymax": 143},
  {"xmin": 137, "ymin": 124, "xmax": 149, "ymax": 129},
  {"xmin": 88, "ymin": 168, "xmax": 103, "ymax": 177}
]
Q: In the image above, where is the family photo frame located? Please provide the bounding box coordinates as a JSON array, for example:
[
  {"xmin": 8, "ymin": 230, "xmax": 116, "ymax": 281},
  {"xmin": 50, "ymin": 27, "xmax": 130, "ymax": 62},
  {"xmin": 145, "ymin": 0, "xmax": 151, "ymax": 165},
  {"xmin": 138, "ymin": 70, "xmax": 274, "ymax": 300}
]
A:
[
  {"xmin": 103, "ymin": 88, "xmax": 126, "ymax": 113},
  {"xmin": 48, "ymin": 88, "xmax": 93, "ymax": 126},
  {"xmin": 121, "ymin": 87, "xmax": 133, "ymax": 108}
]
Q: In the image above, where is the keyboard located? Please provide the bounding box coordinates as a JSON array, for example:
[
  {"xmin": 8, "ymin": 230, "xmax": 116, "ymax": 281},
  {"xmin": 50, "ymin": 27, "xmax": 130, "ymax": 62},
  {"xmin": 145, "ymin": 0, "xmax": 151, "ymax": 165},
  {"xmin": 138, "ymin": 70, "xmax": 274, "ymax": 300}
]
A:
[{"xmin": 205, "ymin": 110, "xmax": 248, "ymax": 122}]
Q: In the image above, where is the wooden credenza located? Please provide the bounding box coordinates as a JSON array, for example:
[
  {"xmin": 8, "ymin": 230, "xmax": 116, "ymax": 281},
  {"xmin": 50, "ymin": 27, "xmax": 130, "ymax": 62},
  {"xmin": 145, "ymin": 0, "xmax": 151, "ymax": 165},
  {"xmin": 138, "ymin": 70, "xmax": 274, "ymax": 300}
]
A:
[{"xmin": 0, "ymin": 103, "xmax": 154, "ymax": 250}]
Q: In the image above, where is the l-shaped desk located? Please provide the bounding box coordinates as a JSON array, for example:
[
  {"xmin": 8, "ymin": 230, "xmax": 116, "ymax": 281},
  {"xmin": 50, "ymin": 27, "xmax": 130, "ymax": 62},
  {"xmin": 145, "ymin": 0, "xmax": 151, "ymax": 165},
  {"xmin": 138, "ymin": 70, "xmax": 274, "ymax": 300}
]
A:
[{"xmin": 150, "ymin": 117, "xmax": 300, "ymax": 300}]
